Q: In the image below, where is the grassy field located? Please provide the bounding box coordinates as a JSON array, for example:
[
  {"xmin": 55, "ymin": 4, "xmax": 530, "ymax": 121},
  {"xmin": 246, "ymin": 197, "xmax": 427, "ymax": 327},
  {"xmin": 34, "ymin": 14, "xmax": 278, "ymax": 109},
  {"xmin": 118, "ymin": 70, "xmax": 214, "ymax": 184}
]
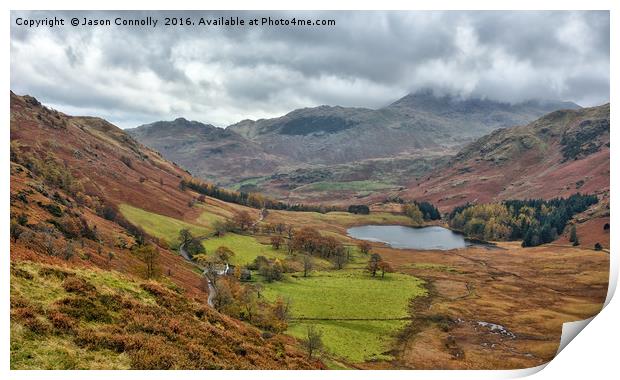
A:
[
  {"xmin": 261, "ymin": 270, "xmax": 426, "ymax": 362},
  {"xmin": 119, "ymin": 204, "xmax": 210, "ymax": 246},
  {"xmin": 297, "ymin": 180, "xmax": 396, "ymax": 192},
  {"xmin": 201, "ymin": 233, "xmax": 287, "ymax": 266}
]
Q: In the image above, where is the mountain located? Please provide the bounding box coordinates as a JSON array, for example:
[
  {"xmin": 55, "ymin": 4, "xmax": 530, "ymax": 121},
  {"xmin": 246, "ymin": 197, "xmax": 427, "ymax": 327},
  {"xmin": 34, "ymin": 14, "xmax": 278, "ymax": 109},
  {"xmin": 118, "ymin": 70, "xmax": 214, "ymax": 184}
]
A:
[
  {"xmin": 128, "ymin": 118, "xmax": 288, "ymax": 184},
  {"xmin": 227, "ymin": 90, "xmax": 579, "ymax": 165},
  {"xmin": 401, "ymin": 103, "xmax": 610, "ymax": 212},
  {"xmin": 129, "ymin": 90, "xmax": 579, "ymax": 199},
  {"xmin": 9, "ymin": 92, "xmax": 321, "ymax": 369}
]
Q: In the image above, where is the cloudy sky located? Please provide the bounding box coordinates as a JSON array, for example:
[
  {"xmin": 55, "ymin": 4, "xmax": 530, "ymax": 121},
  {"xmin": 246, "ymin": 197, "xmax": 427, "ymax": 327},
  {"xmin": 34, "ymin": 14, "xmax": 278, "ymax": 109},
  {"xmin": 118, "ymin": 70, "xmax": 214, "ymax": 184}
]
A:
[{"xmin": 11, "ymin": 10, "xmax": 609, "ymax": 128}]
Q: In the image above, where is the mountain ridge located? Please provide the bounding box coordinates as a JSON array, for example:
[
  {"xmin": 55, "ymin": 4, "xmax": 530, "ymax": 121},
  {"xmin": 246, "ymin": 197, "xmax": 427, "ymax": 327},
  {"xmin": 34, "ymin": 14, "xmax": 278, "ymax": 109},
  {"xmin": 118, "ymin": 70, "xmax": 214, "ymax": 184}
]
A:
[{"xmin": 128, "ymin": 90, "xmax": 579, "ymax": 189}]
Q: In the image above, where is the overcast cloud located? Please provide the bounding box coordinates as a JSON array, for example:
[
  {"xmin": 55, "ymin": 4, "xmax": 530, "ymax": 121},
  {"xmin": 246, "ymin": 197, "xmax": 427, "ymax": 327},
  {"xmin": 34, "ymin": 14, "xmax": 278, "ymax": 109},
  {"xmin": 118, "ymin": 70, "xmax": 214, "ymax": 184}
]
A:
[{"xmin": 10, "ymin": 10, "xmax": 609, "ymax": 128}]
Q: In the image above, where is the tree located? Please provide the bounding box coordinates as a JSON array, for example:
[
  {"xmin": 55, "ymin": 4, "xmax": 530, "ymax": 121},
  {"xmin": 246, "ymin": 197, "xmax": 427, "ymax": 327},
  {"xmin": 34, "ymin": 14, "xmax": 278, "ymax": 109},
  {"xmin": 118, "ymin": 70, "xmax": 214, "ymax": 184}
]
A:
[
  {"xmin": 358, "ymin": 241, "xmax": 372, "ymax": 255},
  {"xmin": 273, "ymin": 296, "xmax": 291, "ymax": 322},
  {"xmin": 302, "ymin": 255, "xmax": 314, "ymax": 277},
  {"xmin": 259, "ymin": 259, "xmax": 284, "ymax": 282},
  {"xmin": 240, "ymin": 286, "xmax": 258, "ymax": 321},
  {"xmin": 212, "ymin": 278, "xmax": 235, "ymax": 312},
  {"xmin": 569, "ymin": 225, "xmax": 578, "ymax": 243},
  {"xmin": 179, "ymin": 228, "xmax": 193, "ymax": 246},
  {"xmin": 332, "ymin": 248, "xmax": 347, "ymax": 270},
  {"xmin": 214, "ymin": 246, "xmax": 235, "ymax": 263},
  {"xmin": 377, "ymin": 261, "xmax": 393, "ymax": 279},
  {"xmin": 270, "ymin": 235, "xmax": 283, "ymax": 250},
  {"xmin": 196, "ymin": 256, "xmax": 220, "ymax": 286},
  {"xmin": 233, "ymin": 211, "xmax": 254, "ymax": 231},
  {"xmin": 404, "ymin": 203, "xmax": 424, "ymax": 225},
  {"xmin": 303, "ymin": 325, "xmax": 323, "ymax": 359},
  {"xmin": 137, "ymin": 244, "xmax": 159, "ymax": 279},
  {"xmin": 185, "ymin": 238, "xmax": 205, "ymax": 258},
  {"xmin": 367, "ymin": 253, "xmax": 382, "ymax": 277}
]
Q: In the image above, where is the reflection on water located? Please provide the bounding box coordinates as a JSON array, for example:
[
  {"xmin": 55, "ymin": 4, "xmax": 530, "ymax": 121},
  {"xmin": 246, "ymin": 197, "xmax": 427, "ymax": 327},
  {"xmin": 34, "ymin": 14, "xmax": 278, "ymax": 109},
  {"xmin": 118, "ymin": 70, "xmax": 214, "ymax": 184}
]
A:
[{"xmin": 347, "ymin": 225, "xmax": 469, "ymax": 250}]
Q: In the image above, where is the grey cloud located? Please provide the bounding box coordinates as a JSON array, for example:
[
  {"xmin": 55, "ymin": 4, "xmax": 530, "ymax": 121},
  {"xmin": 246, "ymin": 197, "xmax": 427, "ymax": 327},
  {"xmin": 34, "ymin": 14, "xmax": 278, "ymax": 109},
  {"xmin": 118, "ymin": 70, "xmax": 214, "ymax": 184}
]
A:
[{"xmin": 10, "ymin": 10, "xmax": 609, "ymax": 128}]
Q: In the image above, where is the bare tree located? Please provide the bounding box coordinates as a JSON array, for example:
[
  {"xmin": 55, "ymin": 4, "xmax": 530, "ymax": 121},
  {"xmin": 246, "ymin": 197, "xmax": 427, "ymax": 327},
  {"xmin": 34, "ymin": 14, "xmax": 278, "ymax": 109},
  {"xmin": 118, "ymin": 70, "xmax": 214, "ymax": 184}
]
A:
[
  {"xmin": 302, "ymin": 255, "xmax": 314, "ymax": 277},
  {"xmin": 303, "ymin": 325, "xmax": 323, "ymax": 359}
]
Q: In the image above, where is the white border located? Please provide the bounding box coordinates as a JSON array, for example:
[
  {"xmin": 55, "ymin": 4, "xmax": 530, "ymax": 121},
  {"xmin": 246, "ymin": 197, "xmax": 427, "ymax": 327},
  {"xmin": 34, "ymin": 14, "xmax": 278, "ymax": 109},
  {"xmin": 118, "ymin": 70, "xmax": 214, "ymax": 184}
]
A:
[{"xmin": 2, "ymin": 1, "xmax": 616, "ymax": 380}]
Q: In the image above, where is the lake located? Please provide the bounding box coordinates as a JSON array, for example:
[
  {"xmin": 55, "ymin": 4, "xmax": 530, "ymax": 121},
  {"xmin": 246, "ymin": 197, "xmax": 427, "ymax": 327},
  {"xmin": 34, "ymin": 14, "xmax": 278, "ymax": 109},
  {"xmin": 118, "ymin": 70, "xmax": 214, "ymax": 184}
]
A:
[{"xmin": 347, "ymin": 225, "xmax": 470, "ymax": 250}]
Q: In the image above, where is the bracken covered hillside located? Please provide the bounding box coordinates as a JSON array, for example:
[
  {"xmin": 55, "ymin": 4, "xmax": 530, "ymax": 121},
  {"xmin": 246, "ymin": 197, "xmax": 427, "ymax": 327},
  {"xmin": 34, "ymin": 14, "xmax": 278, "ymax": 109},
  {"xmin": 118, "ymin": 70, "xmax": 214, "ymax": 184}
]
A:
[{"xmin": 9, "ymin": 91, "xmax": 321, "ymax": 369}]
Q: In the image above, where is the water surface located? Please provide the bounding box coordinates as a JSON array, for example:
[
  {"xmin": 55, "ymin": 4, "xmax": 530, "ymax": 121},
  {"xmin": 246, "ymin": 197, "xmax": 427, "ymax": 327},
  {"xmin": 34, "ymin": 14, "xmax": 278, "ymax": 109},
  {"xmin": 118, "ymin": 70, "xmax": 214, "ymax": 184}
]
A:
[{"xmin": 347, "ymin": 225, "xmax": 469, "ymax": 250}]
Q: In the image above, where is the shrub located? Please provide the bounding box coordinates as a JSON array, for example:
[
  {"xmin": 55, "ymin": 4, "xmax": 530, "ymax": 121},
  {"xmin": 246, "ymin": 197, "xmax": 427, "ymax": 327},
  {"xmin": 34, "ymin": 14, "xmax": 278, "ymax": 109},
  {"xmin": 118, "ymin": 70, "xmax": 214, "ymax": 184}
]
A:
[
  {"xmin": 47, "ymin": 310, "xmax": 77, "ymax": 332},
  {"xmin": 120, "ymin": 155, "xmax": 133, "ymax": 168},
  {"xmin": 56, "ymin": 296, "xmax": 112, "ymax": 323},
  {"xmin": 62, "ymin": 276, "xmax": 96, "ymax": 295}
]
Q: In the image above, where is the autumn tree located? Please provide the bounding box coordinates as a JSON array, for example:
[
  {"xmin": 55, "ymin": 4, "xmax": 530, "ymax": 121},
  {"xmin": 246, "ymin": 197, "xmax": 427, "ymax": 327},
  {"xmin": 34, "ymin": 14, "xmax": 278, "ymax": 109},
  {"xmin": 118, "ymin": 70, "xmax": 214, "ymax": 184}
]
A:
[
  {"xmin": 233, "ymin": 211, "xmax": 254, "ymax": 231},
  {"xmin": 404, "ymin": 203, "xmax": 424, "ymax": 225},
  {"xmin": 195, "ymin": 255, "xmax": 219, "ymax": 286},
  {"xmin": 136, "ymin": 244, "xmax": 159, "ymax": 279},
  {"xmin": 214, "ymin": 246, "xmax": 235, "ymax": 263},
  {"xmin": 270, "ymin": 235, "xmax": 283, "ymax": 250},
  {"xmin": 377, "ymin": 261, "xmax": 393, "ymax": 279},
  {"xmin": 358, "ymin": 241, "xmax": 372, "ymax": 255},
  {"xmin": 273, "ymin": 296, "xmax": 291, "ymax": 323}
]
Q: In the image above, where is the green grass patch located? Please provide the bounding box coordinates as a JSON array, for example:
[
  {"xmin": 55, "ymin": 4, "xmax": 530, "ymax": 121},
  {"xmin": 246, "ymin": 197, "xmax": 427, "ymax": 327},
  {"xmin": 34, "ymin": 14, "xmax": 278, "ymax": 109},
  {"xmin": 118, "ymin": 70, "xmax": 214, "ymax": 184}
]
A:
[
  {"xmin": 400, "ymin": 263, "xmax": 459, "ymax": 273},
  {"xmin": 201, "ymin": 233, "xmax": 287, "ymax": 266},
  {"xmin": 298, "ymin": 180, "xmax": 396, "ymax": 192},
  {"xmin": 314, "ymin": 211, "xmax": 412, "ymax": 226},
  {"xmin": 119, "ymin": 203, "xmax": 210, "ymax": 246},
  {"xmin": 11, "ymin": 324, "xmax": 131, "ymax": 369},
  {"xmin": 261, "ymin": 270, "xmax": 426, "ymax": 362}
]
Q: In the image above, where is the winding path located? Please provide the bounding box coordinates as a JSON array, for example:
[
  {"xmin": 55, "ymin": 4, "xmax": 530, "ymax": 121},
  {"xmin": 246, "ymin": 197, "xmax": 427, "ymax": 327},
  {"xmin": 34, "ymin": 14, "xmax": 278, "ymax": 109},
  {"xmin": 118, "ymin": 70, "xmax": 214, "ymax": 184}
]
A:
[
  {"xmin": 179, "ymin": 210, "xmax": 264, "ymax": 308},
  {"xmin": 179, "ymin": 242, "xmax": 216, "ymax": 308}
]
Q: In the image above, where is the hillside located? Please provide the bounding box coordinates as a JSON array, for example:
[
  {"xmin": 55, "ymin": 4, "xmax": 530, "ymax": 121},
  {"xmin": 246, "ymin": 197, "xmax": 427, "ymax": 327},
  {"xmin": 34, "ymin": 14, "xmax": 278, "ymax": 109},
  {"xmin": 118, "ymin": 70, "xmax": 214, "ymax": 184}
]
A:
[
  {"xmin": 400, "ymin": 104, "xmax": 610, "ymax": 246},
  {"xmin": 129, "ymin": 90, "xmax": 578, "ymax": 195},
  {"xmin": 402, "ymin": 104, "xmax": 609, "ymax": 209},
  {"xmin": 129, "ymin": 118, "xmax": 288, "ymax": 184},
  {"xmin": 9, "ymin": 92, "xmax": 321, "ymax": 369}
]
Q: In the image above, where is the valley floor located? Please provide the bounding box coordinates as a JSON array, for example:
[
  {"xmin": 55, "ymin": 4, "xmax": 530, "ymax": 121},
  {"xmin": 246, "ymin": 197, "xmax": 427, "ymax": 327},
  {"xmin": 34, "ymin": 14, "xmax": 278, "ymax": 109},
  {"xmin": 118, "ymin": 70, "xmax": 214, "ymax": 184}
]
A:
[{"xmin": 116, "ymin": 200, "xmax": 609, "ymax": 369}]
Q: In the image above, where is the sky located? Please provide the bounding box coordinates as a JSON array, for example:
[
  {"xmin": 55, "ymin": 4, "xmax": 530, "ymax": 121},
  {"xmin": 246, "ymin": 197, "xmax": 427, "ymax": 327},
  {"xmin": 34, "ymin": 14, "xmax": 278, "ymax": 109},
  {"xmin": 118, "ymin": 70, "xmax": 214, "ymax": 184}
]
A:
[{"xmin": 10, "ymin": 10, "xmax": 610, "ymax": 128}]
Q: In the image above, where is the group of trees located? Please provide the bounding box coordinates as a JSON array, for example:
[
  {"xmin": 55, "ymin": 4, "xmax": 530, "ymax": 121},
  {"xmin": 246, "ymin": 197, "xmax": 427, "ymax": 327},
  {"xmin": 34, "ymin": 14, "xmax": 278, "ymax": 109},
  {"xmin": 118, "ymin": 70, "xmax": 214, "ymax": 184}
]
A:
[
  {"xmin": 403, "ymin": 201, "xmax": 441, "ymax": 224},
  {"xmin": 289, "ymin": 227, "xmax": 349, "ymax": 270},
  {"xmin": 206, "ymin": 275, "xmax": 291, "ymax": 333},
  {"xmin": 366, "ymin": 253, "xmax": 393, "ymax": 278},
  {"xmin": 347, "ymin": 204, "xmax": 370, "ymax": 215},
  {"xmin": 180, "ymin": 178, "xmax": 342, "ymax": 214},
  {"xmin": 448, "ymin": 194, "xmax": 598, "ymax": 247}
]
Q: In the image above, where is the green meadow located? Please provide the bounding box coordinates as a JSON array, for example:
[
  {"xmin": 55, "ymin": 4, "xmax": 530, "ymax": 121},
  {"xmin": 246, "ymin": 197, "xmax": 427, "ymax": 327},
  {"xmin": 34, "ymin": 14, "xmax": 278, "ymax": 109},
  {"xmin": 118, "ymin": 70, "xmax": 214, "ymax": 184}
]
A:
[{"xmin": 261, "ymin": 270, "xmax": 426, "ymax": 362}]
